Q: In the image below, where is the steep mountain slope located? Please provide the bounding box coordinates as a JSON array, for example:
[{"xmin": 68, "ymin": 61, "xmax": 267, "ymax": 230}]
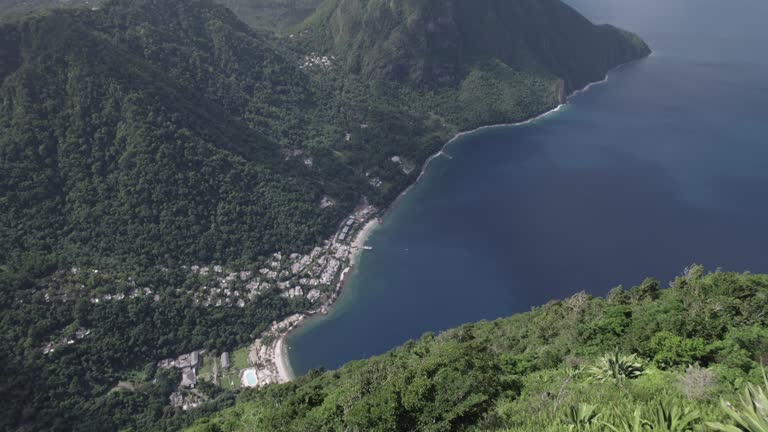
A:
[
  {"xmin": 0, "ymin": 0, "xmax": 345, "ymax": 270},
  {"xmin": 300, "ymin": 0, "xmax": 650, "ymax": 90},
  {"xmin": 188, "ymin": 267, "xmax": 768, "ymax": 432},
  {"xmin": 0, "ymin": 0, "xmax": 100, "ymax": 20},
  {"xmin": 0, "ymin": 0, "xmax": 323, "ymax": 31},
  {"xmin": 215, "ymin": 0, "xmax": 324, "ymax": 30}
]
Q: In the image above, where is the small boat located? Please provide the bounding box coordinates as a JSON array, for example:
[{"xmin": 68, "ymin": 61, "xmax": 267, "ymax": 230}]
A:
[{"xmin": 363, "ymin": 246, "xmax": 373, "ymax": 250}]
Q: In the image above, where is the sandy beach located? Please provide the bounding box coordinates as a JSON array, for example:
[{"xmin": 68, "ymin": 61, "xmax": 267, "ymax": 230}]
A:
[
  {"xmin": 274, "ymin": 334, "xmax": 294, "ymax": 382},
  {"xmin": 350, "ymin": 218, "xmax": 379, "ymax": 265},
  {"xmin": 270, "ymin": 218, "xmax": 378, "ymax": 383}
]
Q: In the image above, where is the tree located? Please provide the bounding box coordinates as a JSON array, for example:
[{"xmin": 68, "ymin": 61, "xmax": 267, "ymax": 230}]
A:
[
  {"xmin": 646, "ymin": 332, "xmax": 707, "ymax": 369},
  {"xmin": 630, "ymin": 277, "xmax": 660, "ymax": 303}
]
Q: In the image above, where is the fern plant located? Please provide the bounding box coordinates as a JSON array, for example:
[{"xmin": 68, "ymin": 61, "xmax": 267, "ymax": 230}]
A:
[
  {"xmin": 707, "ymin": 370, "xmax": 768, "ymax": 432},
  {"xmin": 590, "ymin": 352, "xmax": 645, "ymax": 385}
]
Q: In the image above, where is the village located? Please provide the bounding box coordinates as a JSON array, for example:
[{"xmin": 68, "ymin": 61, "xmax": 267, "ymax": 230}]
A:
[
  {"xmin": 37, "ymin": 200, "xmax": 377, "ymax": 340},
  {"xmin": 151, "ymin": 203, "xmax": 379, "ymax": 409},
  {"xmin": 183, "ymin": 202, "xmax": 377, "ymax": 309},
  {"xmin": 32, "ymin": 193, "xmax": 380, "ymax": 410},
  {"xmin": 299, "ymin": 52, "xmax": 335, "ymax": 70}
]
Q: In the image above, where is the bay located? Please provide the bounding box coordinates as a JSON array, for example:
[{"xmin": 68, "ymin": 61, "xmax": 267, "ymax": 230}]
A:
[{"xmin": 288, "ymin": 0, "xmax": 768, "ymax": 375}]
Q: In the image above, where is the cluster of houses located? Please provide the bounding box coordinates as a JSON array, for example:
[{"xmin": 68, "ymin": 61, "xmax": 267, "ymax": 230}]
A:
[
  {"xmin": 254, "ymin": 205, "xmax": 376, "ymax": 299},
  {"xmin": 40, "ymin": 225, "xmax": 363, "ymax": 310},
  {"xmin": 168, "ymin": 391, "xmax": 204, "ymax": 411},
  {"xmin": 38, "ymin": 269, "xmax": 160, "ymax": 305},
  {"xmin": 391, "ymin": 155, "xmax": 416, "ymax": 174},
  {"xmin": 167, "ymin": 204, "xmax": 379, "ymax": 398},
  {"xmin": 368, "ymin": 175, "xmax": 384, "ymax": 189},
  {"xmin": 42, "ymin": 328, "xmax": 91, "ymax": 355},
  {"xmin": 189, "ymin": 266, "xmax": 262, "ymax": 308},
  {"xmin": 161, "ymin": 349, "xmax": 233, "ymax": 411},
  {"xmin": 299, "ymin": 53, "xmax": 335, "ymax": 70},
  {"xmin": 240, "ymin": 314, "xmax": 305, "ymax": 388},
  {"xmin": 185, "ymin": 219, "xmax": 365, "ymax": 307},
  {"xmin": 158, "ymin": 350, "xmax": 202, "ymax": 389},
  {"xmin": 39, "ymin": 202, "xmax": 380, "ymax": 410},
  {"xmin": 89, "ymin": 286, "xmax": 159, "ymax": 304}
]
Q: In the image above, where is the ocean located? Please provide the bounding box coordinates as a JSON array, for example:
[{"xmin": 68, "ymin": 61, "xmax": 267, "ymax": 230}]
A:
[{"xmin": 287, "ymin": 0, "xmax": 768, "ymax": 375}]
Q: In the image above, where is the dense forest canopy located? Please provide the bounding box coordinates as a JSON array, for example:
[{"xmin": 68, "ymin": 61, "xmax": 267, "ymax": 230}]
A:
[
  {"xmin": 0, "ymin": 0, "xmax": 98, "ymax": 20},
  {"xmin": 214, "ymin": 0, "xmax": 324, "ymax": 30},
  {"xmin": 0, "ymin": 0, "xmax": 650, "ymax": 430}
]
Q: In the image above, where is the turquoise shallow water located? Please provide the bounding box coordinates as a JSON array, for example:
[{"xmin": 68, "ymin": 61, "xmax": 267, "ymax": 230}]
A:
[{"xmin": 288, "ymin": 0, "xmax": 768, "ymax": 375}]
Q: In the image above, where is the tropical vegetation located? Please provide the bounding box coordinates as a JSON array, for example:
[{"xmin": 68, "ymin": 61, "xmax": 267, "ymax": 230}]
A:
[{"xmin": 188, "ymin": 266, "xmax": 768, "ymax": 432}]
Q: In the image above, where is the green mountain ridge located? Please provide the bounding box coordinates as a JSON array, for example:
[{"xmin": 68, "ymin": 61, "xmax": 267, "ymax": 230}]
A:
[
  {"xmin": 0, "ymin": 0, "xmax": 321, "ymax": 30},
  {"xmin": 215, "ymin": 0, "xmax": 324, "ymax": 31},
  {"xmin": 1, "ymin": 0, "xmax": 347, "ymax": 269},
  {"xmin": 187, "ymin": 267, "xmax": 768, "ymax": 432},
  {"xmin": 0, "ymin": 0, "xmax": 100, "ymax": 21},
  {"xmin": 0, "ymin": 0, "xmax": 652, "ymax": 430},
  {"xmin": 299, "ymin": 0, "xmax": 650, "ymax": 89}
]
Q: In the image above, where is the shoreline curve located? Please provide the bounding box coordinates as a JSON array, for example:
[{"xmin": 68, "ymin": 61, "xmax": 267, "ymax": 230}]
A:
[
  {"xmin": 275, "ymin": 217, "xmax": 380, "ymax": 381},
  {"xmin": 277, "ymin": 55, "xmax": 647, "ymax": 380}
]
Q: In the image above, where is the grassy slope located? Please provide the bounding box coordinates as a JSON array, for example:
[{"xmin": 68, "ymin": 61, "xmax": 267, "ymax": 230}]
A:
[{"xmin": 187, "ymin": 267, "xmax": 768, "ymax": 431}]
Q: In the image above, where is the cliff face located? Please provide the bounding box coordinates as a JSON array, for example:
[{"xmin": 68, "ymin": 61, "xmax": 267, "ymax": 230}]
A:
[{"xmin": 305, "ymin": 0, "xmax": 650, "ymax": 90}]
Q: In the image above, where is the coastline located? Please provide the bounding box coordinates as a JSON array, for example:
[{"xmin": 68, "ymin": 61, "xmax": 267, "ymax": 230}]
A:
[
  {"xmin": 272, "ymin": 217, "xmax": 380, "ymax": 382},
  {"xmin": 270, "ymin": 56, "xmax": 646, "ymax": 382},
  {"xmin": 391, "ymin": 57, "xmax": 645, "ymax": 213},
  {"xmin": 351, "ymin": 218, "xmax": 380, "ymax": 265}
]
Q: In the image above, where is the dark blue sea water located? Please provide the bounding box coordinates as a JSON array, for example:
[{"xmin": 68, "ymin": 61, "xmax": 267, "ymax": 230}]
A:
[{"xmin": 287, "ymin": 0, "xmax": 768, "ymax": 375}]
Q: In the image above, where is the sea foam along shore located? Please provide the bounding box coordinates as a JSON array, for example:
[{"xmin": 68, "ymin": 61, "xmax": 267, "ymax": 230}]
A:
[
  {"xmin": 394, "ymin": 57, "xmax": 646, "ymax": 208},
  {"xmin": 273, "ymin": 216, "xmax": 380, "ymax": 382},
  {"xmin": 274, "ymin": 57, "xmax": 646, "ymax": 382}
]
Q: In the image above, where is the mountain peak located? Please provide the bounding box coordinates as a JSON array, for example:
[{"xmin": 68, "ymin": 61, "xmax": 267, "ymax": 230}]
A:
[{"xmin": 303, "ymin": 0, "xmax": 650, "ymax": 89}]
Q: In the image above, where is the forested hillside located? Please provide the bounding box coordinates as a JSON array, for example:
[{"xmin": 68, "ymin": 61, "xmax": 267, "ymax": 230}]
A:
[
  {"xmin": 0, "ymin": 0, "xmax": 348, "ymax": 269},
  {"xmin": 0, "ymin": 0, "xmax": 318, "ymax": 30},
  {"xmin": 298, "ymin": 0, "xmax": 650, "ymax": 90},
  {"xmin": 0, "ymin": 0, "xmax": 651, "ymax": 430},
  {"xmin": 214, "ymin": 0, "xmax": 323, "ymax": 30},
  {"xmin": 188, "ymin": 266, "xmax": 768, "ymax": 432},
  {"xmin": 0, "ymin": 0, "xmax": 99, "ymax": 20}
]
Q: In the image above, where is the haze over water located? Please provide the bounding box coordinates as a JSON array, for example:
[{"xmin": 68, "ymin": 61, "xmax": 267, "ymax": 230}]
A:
[{"xmin": 288, "ymin": 0, "xmax": 768, "ymax": 375}]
